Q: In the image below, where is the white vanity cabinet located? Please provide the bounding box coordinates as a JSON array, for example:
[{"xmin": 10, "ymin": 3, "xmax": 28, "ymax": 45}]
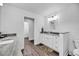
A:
[
  {"xmin": 59, "ymin": 33, "xmax": 69, "ymax": 56},
  {"xmin": 44, "ymin": 34, "xmax": 54, "ymax": 49},
  {"xmin": 53, "ymin": 36, "xmax": 59, "ymax": 52},
  {"xmin": 41, "ymin": 34, "xmax": 59, "ymax": 52},
  {"xmin": 41, "ymin": 32, "xmax": 69, "ymax": 56}
]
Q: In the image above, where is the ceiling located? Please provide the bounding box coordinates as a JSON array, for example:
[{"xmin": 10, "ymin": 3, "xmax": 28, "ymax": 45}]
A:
[
  {"xmin": 5, "ymin": 3, "xmax": 65, "ymax": 14},
  {"xmin": 5, "ymin": 3, "xmax": 74, "ymax": 15}
]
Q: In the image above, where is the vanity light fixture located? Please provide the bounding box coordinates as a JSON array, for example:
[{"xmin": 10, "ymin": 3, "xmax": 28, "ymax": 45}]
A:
[
  {"xmin": 48, "ymin": 15, "xmax": 58, "ymax": 23},
  {"xmin": 52, "ymin": 15, "xmax": 58, "ymax": 20},
  {"xmin": 0, "ymin": 3, "xmax": 3, "ymax": 6}
]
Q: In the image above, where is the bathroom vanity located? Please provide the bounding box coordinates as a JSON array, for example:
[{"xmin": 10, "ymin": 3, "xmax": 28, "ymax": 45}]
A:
[{"xmin": 40, "ymin": 31, "xmax": 70, "ymax": 56}]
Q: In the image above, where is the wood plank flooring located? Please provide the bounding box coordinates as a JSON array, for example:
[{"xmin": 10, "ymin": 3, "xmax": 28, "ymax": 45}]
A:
[{"xmin": 24, "ymin": 38, "xmax": 59, "ymax": 56}]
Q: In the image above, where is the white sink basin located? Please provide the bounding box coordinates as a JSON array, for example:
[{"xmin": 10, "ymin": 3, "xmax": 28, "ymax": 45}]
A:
[{"xmin": 0, "ymin": 39, "xmax": 14, "ymax": 45}]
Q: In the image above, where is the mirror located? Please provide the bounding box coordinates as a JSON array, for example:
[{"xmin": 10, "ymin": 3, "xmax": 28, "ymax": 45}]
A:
[
  {"xmin": 48, "ymin": 15, "xmax": 58, "ymax": 30},
  {"xmin": 48, "ymin": 15, "xmax": 58, "ymax": 23}
]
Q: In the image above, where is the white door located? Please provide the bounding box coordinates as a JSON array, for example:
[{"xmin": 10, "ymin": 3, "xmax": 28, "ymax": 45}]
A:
[{"xmin": 24, "ymin": 22, "xmax": 29, "ymax": 38}]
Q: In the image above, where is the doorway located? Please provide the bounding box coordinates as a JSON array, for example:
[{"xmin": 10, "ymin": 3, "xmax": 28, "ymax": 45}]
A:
[{"xmin": 24, "ymin": 16, "xmax": 34, "ymax": 40}]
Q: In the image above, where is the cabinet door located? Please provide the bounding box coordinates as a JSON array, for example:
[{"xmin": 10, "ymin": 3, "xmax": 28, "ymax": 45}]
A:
[
  {"xmin": 41, "ymin": 34, "xmax": 44, "ymax": 43},
  {"xmin": 53, "ymin": 36, "xmax": 59, "ymax": 52},
  {"xmin": 46, "ymin": 35, "xmax": 54, "ymax": 49},
  {"xmin": 44, "ymin": 34, "xmax": 50, "ymax": 47},
  {"xmin": 42, "ymin": 34, "xmax": 48, "ymax": 46},
  {"xmin": 49, "ymin": 36, "xmax": 54, "ymax": 49},
  {"xmin": 42, "ymin": 34, "xmax": 53, "ymax": 49},
  {"xmin": 53, "ymin": 36, "xmax": 56, "ymax": 50}
]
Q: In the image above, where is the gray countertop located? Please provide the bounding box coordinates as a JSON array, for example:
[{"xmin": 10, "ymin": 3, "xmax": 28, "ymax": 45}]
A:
[
  {"xmin": 40, "ymin": 31, "xmax": 69, "ymax": 35},
  {"xmin": 0, "ymin": 33, "xmax": 16, "ymax": 39}
]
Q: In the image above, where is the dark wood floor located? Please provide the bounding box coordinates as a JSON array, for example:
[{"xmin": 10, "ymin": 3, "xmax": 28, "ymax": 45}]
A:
[{"xmin": 24, "ymin": 38, "xmax": 59, "ymax": 56}]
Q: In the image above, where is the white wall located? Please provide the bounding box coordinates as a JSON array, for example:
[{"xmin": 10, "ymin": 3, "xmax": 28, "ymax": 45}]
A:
[
  {"xmin": 0, "ymin": 6, "xmax": 2, "ymax": 32},
  {"xmin": 0, "ymin": 4, "xmax": 38, "ymax": 55},
  {"xmin": 34, "ymin": 15, "xmax": 45, "ymax": 45},
  {"xmin": 0, "ymin": 6, "xmax": 1, "ymax": 19}
]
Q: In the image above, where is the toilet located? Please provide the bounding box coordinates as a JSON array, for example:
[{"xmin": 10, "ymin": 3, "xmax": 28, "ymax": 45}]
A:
[{"xmin": 73, "ymin": 39, "xmax": 79, "ymax": 56}]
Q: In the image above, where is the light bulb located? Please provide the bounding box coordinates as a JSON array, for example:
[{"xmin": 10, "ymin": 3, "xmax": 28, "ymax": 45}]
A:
[
  {"xmin": 0, "ymin": 3, "xmax": 3, "ymax": 6},
  {"xmin": 52, "ymin": 15, "xmax": 58, "ymax": 20}
]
